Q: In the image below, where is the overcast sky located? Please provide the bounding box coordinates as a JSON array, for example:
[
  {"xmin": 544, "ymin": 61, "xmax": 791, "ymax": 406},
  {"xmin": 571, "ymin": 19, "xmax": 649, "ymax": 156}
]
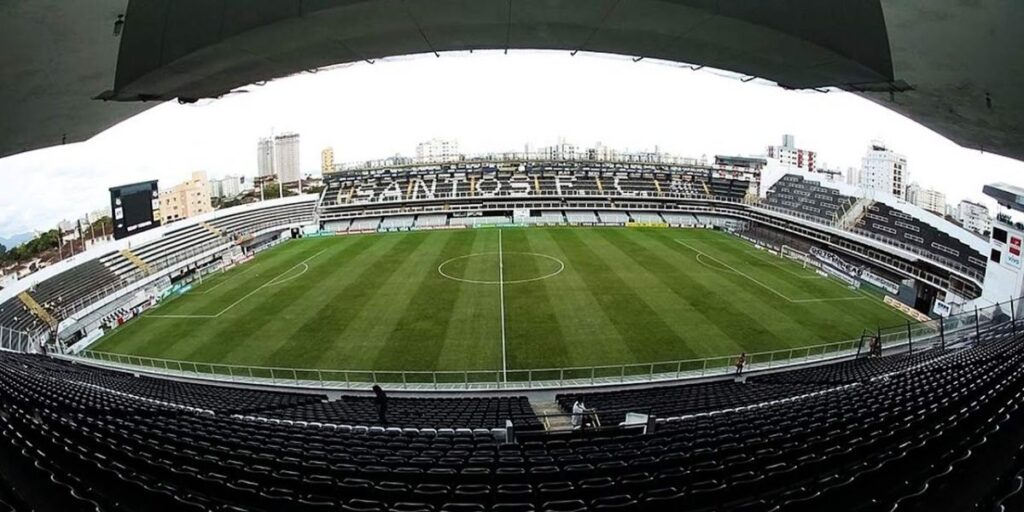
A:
[{"xmin": 1, "ymin": 50, "xmax": 1021, "ymax": 238}]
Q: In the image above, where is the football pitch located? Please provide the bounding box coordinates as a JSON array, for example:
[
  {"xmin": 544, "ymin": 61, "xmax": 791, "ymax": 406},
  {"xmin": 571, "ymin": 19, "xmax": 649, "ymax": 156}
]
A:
[{"xmin": 93, "ymin": 227, "xmax": 908, "ymax": 373}]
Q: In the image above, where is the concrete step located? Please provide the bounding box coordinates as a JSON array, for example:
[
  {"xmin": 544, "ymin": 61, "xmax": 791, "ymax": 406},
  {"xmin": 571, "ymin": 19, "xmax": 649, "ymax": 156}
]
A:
[{"xmin": 532, "ymin": 401, "xmax": 572, "ymax": 431}]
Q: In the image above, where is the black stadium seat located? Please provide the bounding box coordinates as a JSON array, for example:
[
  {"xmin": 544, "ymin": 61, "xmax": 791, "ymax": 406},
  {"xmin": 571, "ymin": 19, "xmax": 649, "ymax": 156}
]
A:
[{"xmin": 1, "ymin": 323, "xmax": 1023, "ymax": 510}]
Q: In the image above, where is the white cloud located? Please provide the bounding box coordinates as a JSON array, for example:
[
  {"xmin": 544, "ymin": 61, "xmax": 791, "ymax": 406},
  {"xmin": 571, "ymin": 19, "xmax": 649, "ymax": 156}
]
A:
[{"xmin": 0, "ymin": 50, "xmax": 1021, "ymax": 236}]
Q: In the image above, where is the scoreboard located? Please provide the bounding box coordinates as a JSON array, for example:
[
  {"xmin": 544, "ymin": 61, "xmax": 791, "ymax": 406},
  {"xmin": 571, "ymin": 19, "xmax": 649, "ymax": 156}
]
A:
[{"xmin": 110, "ymin": 181, "xmax": 160, "ymax": 240}]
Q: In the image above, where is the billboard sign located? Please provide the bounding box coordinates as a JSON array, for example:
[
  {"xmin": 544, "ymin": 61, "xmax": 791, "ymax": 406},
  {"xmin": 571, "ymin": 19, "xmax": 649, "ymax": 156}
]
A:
[{"xmin": 1009, "ymin": 236, "xmax": 1022, "ymax": 269}]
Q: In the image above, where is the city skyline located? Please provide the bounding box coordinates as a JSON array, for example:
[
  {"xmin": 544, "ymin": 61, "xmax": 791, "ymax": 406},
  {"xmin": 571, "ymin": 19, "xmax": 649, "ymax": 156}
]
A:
[{"xmin": 0, "ymin": 51, "xmax": 1021, "ymax": 237}]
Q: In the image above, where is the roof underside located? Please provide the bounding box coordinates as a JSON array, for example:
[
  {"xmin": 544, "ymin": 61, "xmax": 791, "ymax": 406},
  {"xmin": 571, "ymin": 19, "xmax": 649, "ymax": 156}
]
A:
[{"xmin": 1, "ymin": 0, "xmax": 1022, "ymax": 162}]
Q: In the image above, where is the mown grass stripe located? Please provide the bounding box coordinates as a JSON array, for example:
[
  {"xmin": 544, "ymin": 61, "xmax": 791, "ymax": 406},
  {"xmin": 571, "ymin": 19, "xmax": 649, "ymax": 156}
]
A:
[{"xmin": 502, "ymin": 228, "xmax": 571, "ymax": 370}]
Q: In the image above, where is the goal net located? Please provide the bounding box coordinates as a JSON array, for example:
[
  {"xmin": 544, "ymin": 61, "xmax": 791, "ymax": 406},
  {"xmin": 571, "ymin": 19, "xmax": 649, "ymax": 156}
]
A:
[{"xmin": 780, "ymin": 245, "xmax": 812, "ymax": 268}]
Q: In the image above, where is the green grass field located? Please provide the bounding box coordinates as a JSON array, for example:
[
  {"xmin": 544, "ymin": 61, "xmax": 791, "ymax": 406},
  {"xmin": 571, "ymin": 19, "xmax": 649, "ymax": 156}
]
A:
[{"xmin": 93, "ymin": 227, "xmax": 907, "ymax": 372}]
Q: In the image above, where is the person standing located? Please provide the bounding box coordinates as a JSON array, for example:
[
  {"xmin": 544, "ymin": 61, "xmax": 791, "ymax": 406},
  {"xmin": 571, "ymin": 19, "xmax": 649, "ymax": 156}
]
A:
[
  {"xmin": 735, "ymin": 353, "xmax": 747, "ymax": 376},
  {"xmin": 372, "ymin": 385, "xmax": 388, "ymax": 427},
  {"xmin": 572, "ymin": 399, "xmax": 592, "ymax": 430},
  {"xmin": 870, "ymin": 336, "xmax": 882, "ymax": 357}
]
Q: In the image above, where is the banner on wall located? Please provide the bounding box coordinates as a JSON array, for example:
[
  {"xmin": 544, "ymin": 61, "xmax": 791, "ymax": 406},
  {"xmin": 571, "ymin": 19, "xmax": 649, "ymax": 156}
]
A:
[
  {"xmin": 1009, "ymin": 236, "xmax": 1022, "ymax": 269},
  {"xmin": 861, "ymin": 270, "xmax": 900, "ymax": 295}
]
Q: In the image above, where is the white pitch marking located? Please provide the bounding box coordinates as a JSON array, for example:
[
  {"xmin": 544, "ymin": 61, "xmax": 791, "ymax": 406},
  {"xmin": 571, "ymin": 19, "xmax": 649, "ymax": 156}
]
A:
[
  {"xmin": 190, "ymin": 260, "xmax": 263, "ymax": 295},
  {"xmin": 675, "ymin": 240, "xmax": 863, "ymax": 304},
  {"xmin": 437, "ymin": 252, "xmax": 565, "ymax": 284},
  {"xmin": 148, "ymin": 249, "xmax": 326, "ymax": 319},
  {"xmin": 745, "ymin": 250, "xmax": 822, "ymax": 280},
  {"xmin": 188, "ymin": 280, "xmax": 229, "ymax": 295},
  {"xmin": 695, "ymin": 253, "xmax": 736, "ymax": 273},
  {"xmin": 498, "ymin": 229, "xmax": 508, "ymax": 384}
]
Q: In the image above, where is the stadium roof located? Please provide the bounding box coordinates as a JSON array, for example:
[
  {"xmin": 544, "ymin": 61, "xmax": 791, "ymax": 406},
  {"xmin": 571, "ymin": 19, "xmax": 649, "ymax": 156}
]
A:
[{"xmin": 2, "ymin": 0, "xmax": 1023, "ymax": 162}]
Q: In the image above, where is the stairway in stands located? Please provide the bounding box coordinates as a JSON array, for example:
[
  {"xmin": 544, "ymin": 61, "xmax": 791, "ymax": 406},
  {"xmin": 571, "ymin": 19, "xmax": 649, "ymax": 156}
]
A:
[
  {"xmin": 835, "ymin": 197, "xmax": 873, "ymax": 230},
  {"xmin": 533, "ymin": 400, "xmax": 572, "ymax": 431},
  {"xmin": 199, "ymin": 221, "xmax": 225, "ymax": 239},
  {"xmin": 119, "ymin": 249, "xmax": 153, "ymax": 275},
  {"xmin": 16, "ymin": 292, "xmax": 56, "ymax": 329}
]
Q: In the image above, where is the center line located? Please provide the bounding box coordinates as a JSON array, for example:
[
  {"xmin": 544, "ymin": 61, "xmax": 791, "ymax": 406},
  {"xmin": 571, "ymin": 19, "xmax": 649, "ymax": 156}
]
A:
[{"xmin": 498, "ymin": 229, "xmax": 508, "ymax": 383}]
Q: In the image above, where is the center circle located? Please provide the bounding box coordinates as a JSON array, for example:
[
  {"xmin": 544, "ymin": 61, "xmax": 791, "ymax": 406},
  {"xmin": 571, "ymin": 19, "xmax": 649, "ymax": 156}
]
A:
[{"xmin": 437, "ymin": 252, "xmax": 565, "ymax": 284}]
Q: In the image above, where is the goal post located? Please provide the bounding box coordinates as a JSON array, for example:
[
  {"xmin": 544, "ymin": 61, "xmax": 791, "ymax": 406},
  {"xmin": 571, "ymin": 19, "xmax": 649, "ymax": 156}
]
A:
[{"xmin": 781, "ymin": 245, "xmax": 810, "ymax": 268}]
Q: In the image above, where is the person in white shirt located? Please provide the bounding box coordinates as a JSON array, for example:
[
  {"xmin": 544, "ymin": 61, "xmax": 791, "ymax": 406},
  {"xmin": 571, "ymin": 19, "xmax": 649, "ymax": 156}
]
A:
[{"xmin": 572, "ymin": 399, "xmax": 591, "ymax": 429}]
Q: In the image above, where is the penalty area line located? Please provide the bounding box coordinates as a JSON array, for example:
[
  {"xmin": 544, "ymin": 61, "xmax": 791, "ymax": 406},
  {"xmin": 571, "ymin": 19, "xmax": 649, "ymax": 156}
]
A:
[
  {"xmin": 148, "ymin": 249, "xmax": 326, "ymax": 319},
  {"xmin": 675, "ymin": 239, "xmax": 864, "ymax": 304}
]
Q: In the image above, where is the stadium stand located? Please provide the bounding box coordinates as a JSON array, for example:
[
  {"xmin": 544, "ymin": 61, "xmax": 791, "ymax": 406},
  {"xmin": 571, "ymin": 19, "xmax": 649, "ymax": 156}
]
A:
[
  {"xmin": 260, "ymin": 396, "xmax": 540, "ymax": 429},
  {"xmin": 750, "ymin": 348, "xmax": 954, "ymax": 385},
  {"xmin": 325, "ymin": 219, "xmax": 352, "ymax": 232},
  {"xmin": 208, "ymin": 200, "xmax": 316, "ymax": 238},
  {"xmin": 661, "ymin": 213, "xmax": 699, "ymax": 226},
  {"xmin": 855, "ymin": 201, "xmax": 987, "ymax": 274},
  {"xmin": 349, "ymin": 217, "xmax": 383, "ymax": 232},
  {"xmin": 565, "ymin": 211, "xmax": 598, "ymax": 224},
  {"xmin": 414, "ymin": 214, "xmax": 449, "ymax": 229},
  {"xmin": 596, "ymin": 211, "xmax": 630, "ymax": 224},
  {"xmin": 762, "ymin": 174, "xmax": 857, "ymax": 223},
  {"xmin": 1, "ymin": 323, "xmax": 1022, "ymax": 510},
  {"xmin": 14, "ymin": 356, "xmax": 325, "ymax": 413},
  {"xmin": 630, "ymin": 212, "xmax": 665, "ymax": 223},
  {"xmin": 318, "ymin": 165, "xmax": 754, "ymax": 214},
  {"xmin": 557, "ymin": 322, "xmax": 1013, "ymax": 425},
  {"xmin": 556, "ymin": 381, "xmax": 832, "ymax": 425},
  {"xmin": 100, "ymin": 200, "xmax": 315, "ymax": 280},
  {"xmin": 0, "ymin": 199, "xmax": 316, "ymax": 339},
  {"xmin": 0, "ymin": 259, "xmax": 123, "ymax": 332},
  {"xmin": 380, "ymin": 216, "xmax": 416, "ymax": 230},
  {"xmin": 522, "ymin": 211, "xmax": 565, "ymax": 225},
  {"xmin": 449, "ymin": 216, "xmax": 511, "ymax": 227}
]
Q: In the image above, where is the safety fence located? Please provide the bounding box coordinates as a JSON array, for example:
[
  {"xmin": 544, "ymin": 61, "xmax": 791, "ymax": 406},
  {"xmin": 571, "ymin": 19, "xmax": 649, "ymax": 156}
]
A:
[
  {"xmin": 0, "ymin": 326, "xmax": 40, "ymax": 353},
  {"xmin": 67, "ymin": 299, "xmax": 1020, "ymax": 391}
]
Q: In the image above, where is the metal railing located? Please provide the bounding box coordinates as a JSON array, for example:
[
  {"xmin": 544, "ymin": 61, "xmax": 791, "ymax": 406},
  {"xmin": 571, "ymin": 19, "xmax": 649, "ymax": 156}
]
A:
[
  {"xmin": 68, "ymin": 299, "xmax": 1020, "ymax": 391},
  {"xmin": 0, "ymin": 326, "xmax": 39, "ymax": 353},
  {"xmin": 848, "ymin": 227, "xmax": 984, "ymax": 281}
]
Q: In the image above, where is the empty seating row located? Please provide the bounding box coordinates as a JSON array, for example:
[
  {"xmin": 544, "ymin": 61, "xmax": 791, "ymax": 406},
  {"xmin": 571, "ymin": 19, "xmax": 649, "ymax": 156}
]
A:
[
  {"xmin": 855, "ymin": 201, "xmax": 986, "ymax": 273},
  {"xmin": 0, "ymin": 258, "xmax": 123, "ymax": 332},
  {"xmin": 319, "ymin": 166, "xmax": 753, "ymax": 212},
  {"xmin": 763, "ymin": 174, "xmax": 856, "ymax": 223},
  {"xmin": 1, "ymin": 325, "xmax": 1022, "ymax": 510},
  {"xmin": 0, "ymin": 354, "xmax": 326, "ymax": 414},
  {"xmin": 261, "ymin": 395, "xmax": 540, "ymax": 429}
]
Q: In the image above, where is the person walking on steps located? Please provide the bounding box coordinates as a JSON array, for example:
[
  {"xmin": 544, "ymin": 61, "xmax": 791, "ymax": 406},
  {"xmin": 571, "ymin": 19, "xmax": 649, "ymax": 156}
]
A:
[{"xmin": 372, "ymin": 384, "xmax": 388, "ymax": 427}]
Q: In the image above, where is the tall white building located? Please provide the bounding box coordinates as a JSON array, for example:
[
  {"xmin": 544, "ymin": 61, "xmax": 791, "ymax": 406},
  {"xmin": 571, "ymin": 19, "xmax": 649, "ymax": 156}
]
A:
[
  {"xmin": 274, "ymin": 133, "xmax": 301, "ymax": 183},
  {"xmin": 587, "ymin": 142, "xmax": 616, "ymax": 161},
  {"xmin": 914, "ymin": 187, "xmax": 947, "ymax": 216},
  {"xmin": 209, "ymin": 175, "xmax": 244, "ymax": 199},
  {"xmin": 537, "ymin": 138, "xmax": 581, "ymax": 160},
  {"xmin": 846, "ymin": 166, "xmax": 861, "ymax": 187},
  {"xmin": 766, "ymin": 134, "xmax": 817, "ymax": 172},
  {"xmin": 256, "ymin": 138, "xmax": 274, "ymax": 178},
  {"xmin": 956, "ymin": 200, "xmax": 991, "ymax": 235},
  {"xmin": 415, "ymin": 138, "xmax": 460, "ymax": 163},
  {"xmin": 859, "ymin": 141, "xmax": 908, "ymax": 200}
]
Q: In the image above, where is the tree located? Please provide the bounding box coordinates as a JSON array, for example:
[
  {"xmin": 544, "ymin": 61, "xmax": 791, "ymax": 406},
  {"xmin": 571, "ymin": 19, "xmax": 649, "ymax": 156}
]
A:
[
  {"xmin": 261, "ymin": 183, "xmax": 297, "ymax": 199},
  {"xmin": 0, "ymin": 243, "xmax": 6, "ymax": 261}
]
